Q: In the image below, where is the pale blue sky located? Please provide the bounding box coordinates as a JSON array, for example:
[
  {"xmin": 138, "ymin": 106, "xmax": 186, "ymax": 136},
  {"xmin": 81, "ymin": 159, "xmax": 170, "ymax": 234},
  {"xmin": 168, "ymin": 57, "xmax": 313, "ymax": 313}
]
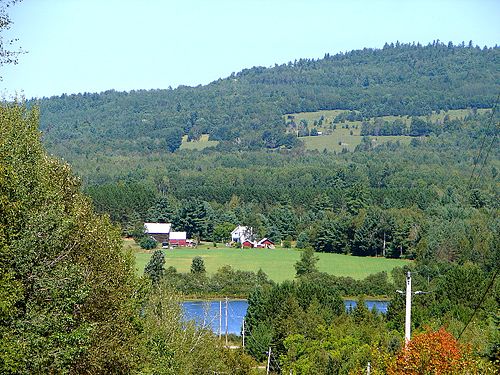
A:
[{"xmin": 2, "ymin": 0, "xmax": 499, "ymax": 99}]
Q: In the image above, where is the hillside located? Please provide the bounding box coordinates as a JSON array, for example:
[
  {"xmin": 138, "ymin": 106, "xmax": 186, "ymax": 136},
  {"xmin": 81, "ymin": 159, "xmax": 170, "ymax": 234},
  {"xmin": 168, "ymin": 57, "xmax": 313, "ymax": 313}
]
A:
[
  {"xmin": 36, "ymin": 42, "xmax": 499, "ymax": 160},
  {"xmin": 29, "ymin": 40, "xmax": 499, "ymax": 271}
]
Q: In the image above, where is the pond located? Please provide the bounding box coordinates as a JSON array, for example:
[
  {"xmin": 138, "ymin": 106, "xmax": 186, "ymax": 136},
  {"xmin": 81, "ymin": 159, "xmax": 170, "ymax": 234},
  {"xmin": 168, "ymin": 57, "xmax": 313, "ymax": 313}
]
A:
[{"xmin": 182, "ymin": 299, "xmax": 389, "ymax": 335}]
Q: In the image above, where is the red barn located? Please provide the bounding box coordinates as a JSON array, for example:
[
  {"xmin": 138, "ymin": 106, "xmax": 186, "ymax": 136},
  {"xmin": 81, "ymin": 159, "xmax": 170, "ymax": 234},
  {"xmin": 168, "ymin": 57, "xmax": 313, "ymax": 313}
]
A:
[
  {"xmin": 242, "ymin": 240, "xmax": 255, "ymax": 248},
  {"xmin": 257, "ymin": 238, "xmax": 275, "ymax": 249},
  {"xmin": 144, "ymin": 222, "xmax": 171, "ymax": 243},
  {"xmin": 169, "ymin": 231, "xmax": 187, "ymax": 246}
]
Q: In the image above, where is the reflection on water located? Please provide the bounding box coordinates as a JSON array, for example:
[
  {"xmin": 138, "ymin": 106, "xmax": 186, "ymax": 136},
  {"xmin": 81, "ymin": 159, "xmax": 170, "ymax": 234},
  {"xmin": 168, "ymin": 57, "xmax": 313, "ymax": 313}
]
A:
[
  {"xmin": 182, "ymin": 299, "xmax": 389, "ymax": 335},
  {"xmin": 344, "ymin": 299, "xmax": 389, "ymax": 314},
  {"xmin": 182, "ymin": 300, "xmax": 247, "ymax": 335}
]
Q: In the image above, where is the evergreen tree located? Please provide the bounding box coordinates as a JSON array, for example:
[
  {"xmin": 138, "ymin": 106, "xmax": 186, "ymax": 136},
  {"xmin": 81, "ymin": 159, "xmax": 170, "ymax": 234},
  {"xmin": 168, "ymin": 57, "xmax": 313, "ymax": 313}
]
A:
[
  {"xmin": 296, "ymin": 231, "xmax": 310, "ymax": 249},
  {"xmin": 165, "ymin": 127, "xmax": 183, "ymax": 152},
  {"xmin": 174, "ymin": 199, "xmax": 212, "ymax": 238},
  {"xmin": 190, "ymin": 256, "xmax": 206, "ymax": 274},
  {"xmin": 294, "ymin": 248, "xmax": 319, "ymax": 277},
  {"xmin": 144, "ymin": 250, "xmax": 165, "ymax": 284}
]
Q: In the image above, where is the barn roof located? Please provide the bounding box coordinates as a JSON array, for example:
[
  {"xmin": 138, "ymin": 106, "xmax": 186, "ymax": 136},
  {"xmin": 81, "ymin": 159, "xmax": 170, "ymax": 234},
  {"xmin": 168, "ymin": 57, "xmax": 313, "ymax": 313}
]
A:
[
  {"xmin": 258, "ymin": 238, "xmax": 274, "ymax": 245},
  {"xmin": 144, "ymin": 223, "xmax": 171, "ymax": 234},
  {"xmin": 170, "ymin": 231, "xmax": 187, "ymax": 240}
]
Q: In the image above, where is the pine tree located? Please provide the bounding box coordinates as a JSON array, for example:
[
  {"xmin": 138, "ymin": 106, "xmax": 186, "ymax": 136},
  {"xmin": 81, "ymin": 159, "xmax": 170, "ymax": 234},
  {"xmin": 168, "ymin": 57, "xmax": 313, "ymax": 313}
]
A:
[
  {"xmin": 144, "ymin": 250, "xmax": 165, "ymax": 284},
  {"xmin": 190, "ymin": 256, "xmax": 206, "ymax": 274},
  {"xmin": 294, "ymin": 248, "xmax": 319, "ymax": 277}
]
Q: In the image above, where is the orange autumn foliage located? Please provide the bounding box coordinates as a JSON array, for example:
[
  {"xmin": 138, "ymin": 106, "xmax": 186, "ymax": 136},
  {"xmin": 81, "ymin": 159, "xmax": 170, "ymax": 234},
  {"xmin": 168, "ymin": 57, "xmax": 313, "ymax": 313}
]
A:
[{"xmin": 388, "ymin": 327, "xmax": 480, "ymax": 375}]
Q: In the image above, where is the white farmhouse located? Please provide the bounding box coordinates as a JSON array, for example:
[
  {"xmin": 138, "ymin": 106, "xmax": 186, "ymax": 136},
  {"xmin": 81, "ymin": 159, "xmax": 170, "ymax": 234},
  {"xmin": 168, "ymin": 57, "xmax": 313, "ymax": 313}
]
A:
[{"xmin": 231, "ymin": 225, "xmax": 253, "ymax": 243}]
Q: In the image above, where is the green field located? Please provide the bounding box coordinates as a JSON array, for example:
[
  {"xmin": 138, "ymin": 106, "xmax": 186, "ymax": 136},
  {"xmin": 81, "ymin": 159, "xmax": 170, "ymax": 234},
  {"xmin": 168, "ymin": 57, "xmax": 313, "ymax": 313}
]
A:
[
  {"xmin": 127, "ymin": 240, "xmax": 411, "ymax": 283},
  {"xmin": 302, "ymin": 131, "xmax": 411, "ymax": 152},
  {"xmin": 290, "ymin": 108, "xmax": 489, "ymax": 152},
  {"xmin": 288, "ymin": 108, "xmax": 489, "ymax": 129},
  {"xmin": 180, "ymin": 134, "xmax": 219, "ymax": 150}
]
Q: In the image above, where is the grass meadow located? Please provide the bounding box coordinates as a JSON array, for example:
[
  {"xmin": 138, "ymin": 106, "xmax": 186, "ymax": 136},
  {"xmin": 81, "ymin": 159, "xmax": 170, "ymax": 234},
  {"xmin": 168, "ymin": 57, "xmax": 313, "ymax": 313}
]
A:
[
  {"xmin": 291, "ymin": 108, "xmax": 488, "ymax": 152},
  {"xmin": 180, "ymin": 134, "xmax": 219, "ymax": 150},
  {"xmin": 126, "ymin": 239, "xmax": 411, "ymax": 283},
  {"xmin": 301, "ymin": 130, "xmax": 412, "ymax": 152}
]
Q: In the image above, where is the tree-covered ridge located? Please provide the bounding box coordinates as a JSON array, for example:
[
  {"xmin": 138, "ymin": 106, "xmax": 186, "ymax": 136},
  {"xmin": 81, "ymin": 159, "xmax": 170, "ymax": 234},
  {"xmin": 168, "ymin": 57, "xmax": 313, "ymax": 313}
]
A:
[{"xmin": 36, "ymin": 42, "xmax": 499, "ymax": 158}]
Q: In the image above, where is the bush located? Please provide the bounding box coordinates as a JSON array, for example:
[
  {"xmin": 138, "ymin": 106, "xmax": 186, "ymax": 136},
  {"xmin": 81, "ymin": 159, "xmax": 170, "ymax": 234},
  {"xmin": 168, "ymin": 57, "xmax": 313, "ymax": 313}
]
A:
[
  {"xmin": 191, "ymin": 256, "xmax": 206, "ymax": 274},
  {"xmin": 140, "ymin": 237, "xmax": 157, "ymax": 250}
]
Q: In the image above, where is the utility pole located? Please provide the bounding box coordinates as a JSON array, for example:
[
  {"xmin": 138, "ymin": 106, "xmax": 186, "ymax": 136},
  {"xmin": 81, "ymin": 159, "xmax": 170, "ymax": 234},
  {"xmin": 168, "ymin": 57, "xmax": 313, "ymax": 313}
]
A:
[
  {"xmin": 382, "ymin": 232, "xmax": 386, "ymax": 257},
  {"xmin": 219, "ymin": 300, "xmax": 222, "ymax": 340},
  {"xmin": 396, "ymin": 271, "xmax": 430, "ymax": 345},
  {"xmin": 225, "ymin": 297, "xmax": 228, "ymax": 346},
  {"xmin": 242, "ymin": 318, "xmax": 245, "ymax": 348},
  {"xmin": 405, "ymin": 271, "xmax": 412, "ymax": 344},
  {"xmin": 266, "ymin": 347, "xmax": 272, "ymax": 375}
]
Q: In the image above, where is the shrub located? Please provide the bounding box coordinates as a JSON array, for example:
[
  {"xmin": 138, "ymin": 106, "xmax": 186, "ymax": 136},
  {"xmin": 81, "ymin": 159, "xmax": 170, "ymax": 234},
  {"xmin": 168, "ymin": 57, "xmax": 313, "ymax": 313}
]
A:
[{"xmin": 140, "ymin": 237, "xmax": 157, "ymax": 250}]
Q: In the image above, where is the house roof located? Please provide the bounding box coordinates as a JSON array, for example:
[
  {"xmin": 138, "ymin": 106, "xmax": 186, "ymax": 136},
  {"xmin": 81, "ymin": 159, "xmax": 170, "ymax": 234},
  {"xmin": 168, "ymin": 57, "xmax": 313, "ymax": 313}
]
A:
[
  {"xmin": 144, "ymin": 223, "xmax": 171, "ymax": 234},
  {"xmin": 231, "ymin": 225, "xmax": 248, "ymax": 235},
  {"xmin": 170, "ymin": 231, "xmax": 187, "ymax": 240},
  {"xmin": 258, "ymin": 238, "xmax": 274, "ymax": 245}
]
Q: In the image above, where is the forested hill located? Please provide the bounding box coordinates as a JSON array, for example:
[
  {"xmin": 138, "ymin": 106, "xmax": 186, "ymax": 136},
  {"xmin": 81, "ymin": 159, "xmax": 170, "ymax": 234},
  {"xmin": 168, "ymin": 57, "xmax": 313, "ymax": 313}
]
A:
[{"xmin": 37, "ymin": 42, "xmax": 499, "ymax": 158}]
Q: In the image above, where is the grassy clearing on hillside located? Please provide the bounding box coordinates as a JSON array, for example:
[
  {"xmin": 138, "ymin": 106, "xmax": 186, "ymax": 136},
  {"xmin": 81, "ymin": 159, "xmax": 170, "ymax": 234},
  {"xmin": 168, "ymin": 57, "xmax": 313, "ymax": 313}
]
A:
[
  {"xmin": 301, "ymin": 131, "xmax": 411, "ymax": 152},
  {"xmin": 291, "ymin": 108, "xmax": 488, "ymax": 152},
  {"xmin": 288, "ymin": 108, "xmax": 489, "ymax": 132},
  {"xmin": 180, "ymin": 134, "xmax": 219, "ymax": 150},
  {"xmin": 302, "ymin": 130, "xmax": 360, "ymax": 152},
  {"xmin": 126, "ymin": 239, "xmax": 410, "ymax": 283}
]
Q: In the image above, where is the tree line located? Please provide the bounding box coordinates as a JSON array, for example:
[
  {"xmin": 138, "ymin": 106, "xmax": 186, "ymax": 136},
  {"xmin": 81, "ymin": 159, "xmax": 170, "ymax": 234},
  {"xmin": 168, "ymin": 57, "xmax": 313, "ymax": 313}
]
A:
[
  {"xmin": 84, "ymin": 112, "xmax": 498, "ymax": 270},
  {"xmin": 34, "ymin": 42, "xmax": 499, "ymax": 159},
  {"xmin": 242, "ymin": 249, "xmax": 499, "ymax": 373}
]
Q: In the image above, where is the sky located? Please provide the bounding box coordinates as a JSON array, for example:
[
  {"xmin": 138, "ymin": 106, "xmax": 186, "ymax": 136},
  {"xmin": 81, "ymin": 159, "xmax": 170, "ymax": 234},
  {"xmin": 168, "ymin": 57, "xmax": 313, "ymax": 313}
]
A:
[{"xmin": 1, "ymin": 0, "xmax": 499, "ymax": 99}]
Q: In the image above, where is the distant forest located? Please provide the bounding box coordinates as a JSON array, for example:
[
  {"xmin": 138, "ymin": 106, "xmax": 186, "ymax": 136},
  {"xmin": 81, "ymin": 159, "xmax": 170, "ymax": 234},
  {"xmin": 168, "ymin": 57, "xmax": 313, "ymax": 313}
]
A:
[
  {"xmin": 28, "ymin": 41, "xmax": 499, "ymax": 265},
  {"xmin": 35, "ymin": 41, "xmax": 499, "ymax": 158}
]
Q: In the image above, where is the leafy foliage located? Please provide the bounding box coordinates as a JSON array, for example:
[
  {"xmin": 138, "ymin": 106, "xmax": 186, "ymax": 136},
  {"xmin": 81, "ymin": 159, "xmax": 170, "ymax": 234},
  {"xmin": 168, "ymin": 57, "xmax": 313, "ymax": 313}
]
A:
[
  {"xmin": 140, "ymin": 236, "xmax": 157, "ymax": 250},
  {"xmin": 388, "ymin": 327, "xmax": 496, "ymax": 374},
  {"xmin": 190, "ymin": 256, "xmax": 206, "ymax": 274},
  {"xmin": 162, "ymin": 264, "xmax": 274, "ymax": 298},
  {"xmin": 0, "ymin": 102, "xmax": 142, "ymax": 373},
  {"xmin": 244, "ymin": 279, "xmax": 344, "ymax": 360}
]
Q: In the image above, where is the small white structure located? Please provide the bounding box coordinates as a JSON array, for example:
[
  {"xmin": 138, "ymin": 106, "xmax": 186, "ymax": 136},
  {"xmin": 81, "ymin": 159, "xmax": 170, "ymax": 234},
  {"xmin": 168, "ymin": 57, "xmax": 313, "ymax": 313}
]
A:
[{"xmin": 231, "ymin": 225, "xmax": 253, "ymax": 243}]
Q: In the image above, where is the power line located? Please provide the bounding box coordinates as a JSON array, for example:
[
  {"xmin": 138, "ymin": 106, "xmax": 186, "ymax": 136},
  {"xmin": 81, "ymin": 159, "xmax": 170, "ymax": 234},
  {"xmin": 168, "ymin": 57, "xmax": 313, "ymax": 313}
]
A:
[
  {"xmin": 472, "ymin": 124, "xmax": 499, "ymax": 187},
  {"xmin": 467, "ymin": 94, "xmax": 499, "ymax": 189},
  {"xmin": 271, "ymin": 351, "xmax": 283, "ymax": 373},
  {"xmin": 458, "ymin": 267, "xmax": 499, "ymax": 339}
]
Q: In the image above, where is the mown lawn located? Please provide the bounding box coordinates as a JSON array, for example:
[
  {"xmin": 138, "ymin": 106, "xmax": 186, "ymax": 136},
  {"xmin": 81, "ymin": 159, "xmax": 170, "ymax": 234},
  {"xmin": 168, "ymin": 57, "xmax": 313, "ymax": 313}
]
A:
[
  {"xmin": 127, "ymin": 239, "xmax": 411, "ymax": 283},
  {"xmin": 180, "ymin": 134, "xmax": 219, "ymax": 150}
]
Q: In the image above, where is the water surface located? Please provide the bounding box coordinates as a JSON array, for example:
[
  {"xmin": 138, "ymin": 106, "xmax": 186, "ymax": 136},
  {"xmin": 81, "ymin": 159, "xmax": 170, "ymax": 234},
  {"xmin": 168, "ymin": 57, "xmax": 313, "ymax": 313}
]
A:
[{"xmin": 182, "ymin": 299, "xmax": 389, "ymax": 335}]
